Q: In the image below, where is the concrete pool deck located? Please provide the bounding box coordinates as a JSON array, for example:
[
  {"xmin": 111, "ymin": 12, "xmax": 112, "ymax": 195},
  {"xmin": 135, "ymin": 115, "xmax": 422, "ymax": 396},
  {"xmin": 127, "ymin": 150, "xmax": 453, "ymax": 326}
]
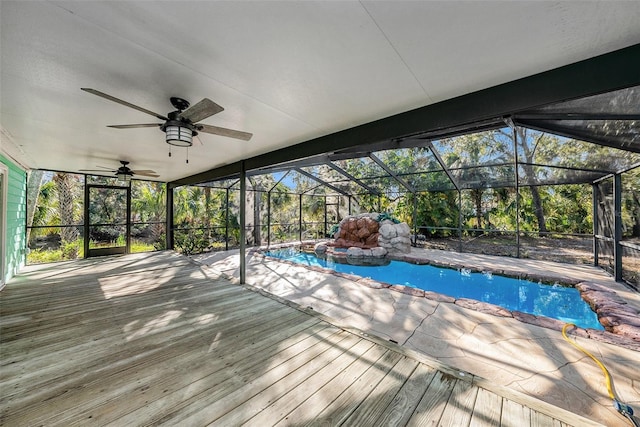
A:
[{"xmin": 192, "ymin": 248, "xmax": 640, "ymax": 426}]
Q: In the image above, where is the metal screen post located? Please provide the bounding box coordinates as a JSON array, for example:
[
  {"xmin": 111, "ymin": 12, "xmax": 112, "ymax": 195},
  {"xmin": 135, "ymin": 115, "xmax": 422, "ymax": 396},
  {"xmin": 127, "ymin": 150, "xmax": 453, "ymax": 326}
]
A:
[
  {"xmin": 267, "ymin": 191, "xmax": 271, "ymax": 247},
  {"xmin": 299, "ymin": 194, "xmax": 303, "ymax": 242},
  {"xmin": 458, "ymin": 190, "xmax": 462, "ymax": 253},
  {"xmin": 239, "ymin": 161, "xmax": 246, "ymax": 285},
  {"xmin": 614, "ymin": 173, "xmax": 622, "ymax": 281},
  {"xmin": 84, "ymin": 180, "xmax": 90, "ymax": 257},
  {"xmin": 592, "ymin": 183, "xmax": 598, "ymax": 266},
  {"xmin": 348, "ymin": 196, "xmax": 352, "ymax": 215},
  {"xmin": 165, "ymin": 186, "xmax": 174, "ymax": 250},
  {"xmin": 412, "ymin": 193, "xmax": 418, "ymax": 247},
  {"xmin": 324, "ymin": 195, "xmax": 327, "ymax": 238},
  {"xmin": 513, "ymin": 125, "xmax": 521, "ymax": 258},
  {"xmin": 225, "ymin": 188, "xmax": 229, "ymax": 251}
]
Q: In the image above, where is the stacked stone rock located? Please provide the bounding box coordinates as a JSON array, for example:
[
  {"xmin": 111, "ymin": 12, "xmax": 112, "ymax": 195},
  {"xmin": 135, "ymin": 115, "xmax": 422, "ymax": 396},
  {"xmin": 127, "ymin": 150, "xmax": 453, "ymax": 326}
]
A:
[
  {"xmin": 329, "ymin": 212, "xmax": 412, "ymax": 255},
  {"xmin": 333, "ymin": 213, "xmax": 380, "ymax": 248},
  {"xmin": 578, "ymin": 281, "xmax": 640, "ymax": 342},
  {"xmin": 378, "ymin": 220, "xmax": 412, "ymax": 254}
]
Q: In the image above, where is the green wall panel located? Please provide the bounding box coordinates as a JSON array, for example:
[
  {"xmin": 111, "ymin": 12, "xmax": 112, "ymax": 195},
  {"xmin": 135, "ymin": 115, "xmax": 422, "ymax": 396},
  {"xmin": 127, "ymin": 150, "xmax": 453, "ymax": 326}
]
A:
[{"xmin": 1, "ymin": 154, "xmax": 27, "ymax": 284}]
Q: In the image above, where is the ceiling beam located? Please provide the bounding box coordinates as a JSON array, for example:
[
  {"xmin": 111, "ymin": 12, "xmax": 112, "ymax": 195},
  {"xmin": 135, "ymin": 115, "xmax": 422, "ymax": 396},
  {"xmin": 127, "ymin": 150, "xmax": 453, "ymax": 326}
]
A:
[{"xmin": 170, "ymin": 43, "xmax": 640, "ymax": 188}]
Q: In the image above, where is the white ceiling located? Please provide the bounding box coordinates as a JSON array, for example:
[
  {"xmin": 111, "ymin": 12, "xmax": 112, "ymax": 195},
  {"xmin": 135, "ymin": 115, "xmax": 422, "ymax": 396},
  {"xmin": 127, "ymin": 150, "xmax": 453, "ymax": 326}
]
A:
[{"xmin": 2, "ymin": 1, "xmax": 640, "ymax": 182}]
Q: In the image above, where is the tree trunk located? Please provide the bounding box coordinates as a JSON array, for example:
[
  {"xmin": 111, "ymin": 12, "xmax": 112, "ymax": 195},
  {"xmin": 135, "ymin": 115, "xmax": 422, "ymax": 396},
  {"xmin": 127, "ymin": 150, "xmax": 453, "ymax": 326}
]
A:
[
  {"xmin": 52, "ymin": 173, "xmax": 77, "ymax": 243},
  {"xmin": 204, "ymin": 186, "xmax": 212, "ymax": 240},
  {"xmin": 632, "ymin": 192, "xmax": 640, "ymax": 237},
  {"xmin": 530, "ymin": 185, "xmax": 548, "ymax": 234},
  {"xmin": 516, "ymin": 128, "xmax": 548, "ymax": 235},
  {"xmin": 472, "ymin": 188, "xmax": 483, "ymax": 231},
  {"xmin": 253, "ymin": 190, "xmax": 262, "ymax": 246}
]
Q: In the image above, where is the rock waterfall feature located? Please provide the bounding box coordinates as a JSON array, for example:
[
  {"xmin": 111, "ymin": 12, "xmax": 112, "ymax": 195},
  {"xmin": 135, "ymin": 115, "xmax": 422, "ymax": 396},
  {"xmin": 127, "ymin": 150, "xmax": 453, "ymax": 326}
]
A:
[{"xmin": 314, "ymin": 213, "xmax": 411, "ymax": 265}]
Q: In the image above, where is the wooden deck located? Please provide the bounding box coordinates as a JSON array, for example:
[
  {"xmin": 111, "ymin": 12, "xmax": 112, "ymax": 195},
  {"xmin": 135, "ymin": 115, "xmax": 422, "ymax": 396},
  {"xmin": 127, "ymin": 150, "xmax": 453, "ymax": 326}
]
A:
[{"xmin": 0, "ymin": 251, "xmax": 604, "ymax": 426}]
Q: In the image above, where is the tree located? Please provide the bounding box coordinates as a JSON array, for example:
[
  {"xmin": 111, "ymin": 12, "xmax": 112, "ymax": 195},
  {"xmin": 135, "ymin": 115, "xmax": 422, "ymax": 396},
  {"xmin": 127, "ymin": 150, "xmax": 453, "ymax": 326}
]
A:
[{"xmin": 439, "ymin": 130, "xmax": 511, "ymax": 231}]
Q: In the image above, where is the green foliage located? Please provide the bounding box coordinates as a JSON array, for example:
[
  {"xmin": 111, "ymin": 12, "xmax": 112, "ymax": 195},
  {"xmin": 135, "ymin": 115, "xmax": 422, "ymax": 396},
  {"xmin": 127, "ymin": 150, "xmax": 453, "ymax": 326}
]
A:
[
  {"xmin": 376, "ymin": 212, "xmax": 400, "ymax": 223},
  {"xmin": 129, "ymin": 239, "xmax": 157, "ymax": 254},
  {"xmin": 174, "ymin": 229, "xmax": 210, "ymax": 255},
  {"xmin": 27, "ymin": 239, "xmax": 84, "ymax": 264},
  {"xmin": 409, "ymin": 192, "xmax": 459, "ymax": 237},
  {"xmin": 154, "ymin": 233, "xmax": 167, "ymax": 251}
]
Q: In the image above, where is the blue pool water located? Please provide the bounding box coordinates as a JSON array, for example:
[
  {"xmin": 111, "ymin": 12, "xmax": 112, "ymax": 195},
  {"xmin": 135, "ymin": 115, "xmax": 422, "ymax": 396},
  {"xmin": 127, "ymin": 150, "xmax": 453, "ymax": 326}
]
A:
[{"xmin": 265, "ymin": 249, "xmax": 604, "ymax": 330}]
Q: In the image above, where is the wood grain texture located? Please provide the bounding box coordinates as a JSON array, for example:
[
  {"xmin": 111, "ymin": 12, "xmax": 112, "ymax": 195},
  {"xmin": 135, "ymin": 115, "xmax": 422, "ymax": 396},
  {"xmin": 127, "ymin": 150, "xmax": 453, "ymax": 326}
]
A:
[{"xmin": 0, "ymin": 252, "xmax": 605, "ymax": 427}]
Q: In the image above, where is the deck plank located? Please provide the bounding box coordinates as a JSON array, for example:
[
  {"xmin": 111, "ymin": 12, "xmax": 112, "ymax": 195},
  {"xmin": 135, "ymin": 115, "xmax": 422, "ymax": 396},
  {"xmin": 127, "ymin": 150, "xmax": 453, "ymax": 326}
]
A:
[
  {"xmin": 469, "ymin": 387, "xmax": 503, "ymax": 426},
  {"xmin": 223, "ymin": 337, "xmax": 375, "ymax": 426},
  {"xmin": 0, "ymin": 252, "xmax": 605, "ymax": 427},
  {"xmin": 406, "ymin": 370, "xmax": 457, "ymax": 426},
  {"xmin": 438, "ymin": 378, "xmax": 479, "ymax": 427},
  {"xmin": 502, "ymin": 399, "xmax": 532, "ymax": 426},
  {"xmin": 531, "ymin": 411, "xmax": 560, "ymax": 427},
  {"xmin": 153, "ymin": 330, "xmax": 355, "ymax": 426},
  {"xmin": 274, "ymin": 340, "xmax": 389, "ymax": 426},
  {"xmin": 341, "ymin": 356, "xmax": 419, "ymax": 426},
  {"xmin": 305, "ymin": 349, "xmax": 404, "ymax": 426},
  {"xmin": 374, "ymin": 362, "xmax": 438, "ymax": 427}
]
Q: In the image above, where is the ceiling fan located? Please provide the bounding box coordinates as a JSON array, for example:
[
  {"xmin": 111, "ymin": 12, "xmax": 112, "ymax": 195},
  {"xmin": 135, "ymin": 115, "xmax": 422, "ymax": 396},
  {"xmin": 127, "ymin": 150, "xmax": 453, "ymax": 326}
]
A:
[
  {"xmin": 81, "ymin": 88, "xmax": 253, "ymax": 147},
  {"xmin": 80, "ymin": 160, "xmax": 159, "ymax": 181}
]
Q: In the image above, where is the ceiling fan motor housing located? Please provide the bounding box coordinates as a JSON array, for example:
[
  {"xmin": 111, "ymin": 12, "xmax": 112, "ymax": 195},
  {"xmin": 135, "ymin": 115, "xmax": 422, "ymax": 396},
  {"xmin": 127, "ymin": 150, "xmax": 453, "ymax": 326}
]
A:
[{"xmin": 170, "ymin": 97, "xmax": 190, "ymax": 111}]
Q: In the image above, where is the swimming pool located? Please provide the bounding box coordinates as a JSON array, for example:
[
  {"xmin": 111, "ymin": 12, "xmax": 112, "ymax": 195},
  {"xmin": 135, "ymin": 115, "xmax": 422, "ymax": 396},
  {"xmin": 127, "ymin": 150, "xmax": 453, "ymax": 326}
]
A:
[{"xmin": 265, "ymin": 248, "xmax": 604, "ymax": 330}]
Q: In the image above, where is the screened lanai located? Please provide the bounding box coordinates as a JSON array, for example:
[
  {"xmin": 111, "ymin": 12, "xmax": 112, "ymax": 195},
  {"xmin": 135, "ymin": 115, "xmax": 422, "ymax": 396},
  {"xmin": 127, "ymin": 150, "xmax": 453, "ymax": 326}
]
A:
[{"xmin": 168, "ymin": 85, "xmax": 640, "ymax": 288}]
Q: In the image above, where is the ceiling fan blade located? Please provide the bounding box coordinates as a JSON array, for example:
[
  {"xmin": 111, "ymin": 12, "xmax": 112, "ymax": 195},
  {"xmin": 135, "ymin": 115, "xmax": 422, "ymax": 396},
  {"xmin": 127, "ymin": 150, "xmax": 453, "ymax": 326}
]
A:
[
  {"xmin": 81, "ymin": 88, "xmax": 168, "ymax": 121},
  {"xmin": 133, "ymin": 172, "xmax": 160, "ymax": 177},
  {"xmin": 107, "ymin": 124, "xmax": 162, "ymax": 129},
  {"xmin": 79, "ymin": 169, "xmax": 116, "ymax": 173},
  {"xmin": 180, "ymin": 98, "xmax": 224, "ymax": 123},
  {"xmin": 197, "ymin": 124, "xmax": 253, "ymax": 141}
]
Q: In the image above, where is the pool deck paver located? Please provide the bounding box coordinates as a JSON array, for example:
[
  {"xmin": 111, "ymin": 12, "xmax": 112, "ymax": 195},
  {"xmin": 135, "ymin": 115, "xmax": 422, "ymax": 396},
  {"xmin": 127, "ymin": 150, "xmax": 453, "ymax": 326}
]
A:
[{"xmin": 193, "ymin": 247, "xmax": 640, "ymax": 427}]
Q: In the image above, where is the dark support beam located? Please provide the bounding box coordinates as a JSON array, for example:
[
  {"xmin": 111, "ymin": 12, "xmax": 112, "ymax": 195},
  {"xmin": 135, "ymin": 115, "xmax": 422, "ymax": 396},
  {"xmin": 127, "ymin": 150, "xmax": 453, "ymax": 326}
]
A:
[
  {"xmin": 324, "ymin": 195, "xmax": 327, "ymax": 238},
  {"xmin": 170, "ymin": 44, "xmax": 640, "ymax": 188},
  {"xmin": 299, "ymin": 194, "xmax": 303, "ymax": 242},
  {"xmin": 166, "ymin": 185, "xmax": 174, "ymax": 250},
  {"xmin": 240, "ymin": 161, "xmax": 246, "ymax": 285},
  {"xmin": 225, "ymin": 188, "xmax": 229, "ymax": 251},
  {"xmin": 125, "ymin": 185, "xmax": 131, "ymax": 254},
  {"xmin": 614, "ymin": 173, "xmax": 623, "ymax": 282},
  {"xmin": 592, "ymin": 184, "xmax": 598, "ymax": 267},
  {"xmin": 458, "ymin": 190, "xmax": 463, "ymax": 253},
  {"xmin": 412, "ymin": 194, "xmax": 418, "ymax": 247},
  {"xmin": 83, "ymin": 183, "xmax": 90, "ymax": 257},
  {"xmin": 267, "ymin": 191, "xmax": 271, "ymax": 247},
  {"xmin": 514, "ymin": 128, "xmax": 521, "ymax": 258}
]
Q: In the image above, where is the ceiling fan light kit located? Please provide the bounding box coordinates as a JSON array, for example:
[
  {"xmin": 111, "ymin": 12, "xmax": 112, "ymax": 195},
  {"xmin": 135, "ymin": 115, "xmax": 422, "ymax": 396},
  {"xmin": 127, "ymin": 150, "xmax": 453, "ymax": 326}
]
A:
[
  {"xmin": 116, "ymin": 171, "xmax": 132, "ymax": 182},
  {"xmin": 163, "ymin": 122, "xmax": 195, "ymax": 147}
]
